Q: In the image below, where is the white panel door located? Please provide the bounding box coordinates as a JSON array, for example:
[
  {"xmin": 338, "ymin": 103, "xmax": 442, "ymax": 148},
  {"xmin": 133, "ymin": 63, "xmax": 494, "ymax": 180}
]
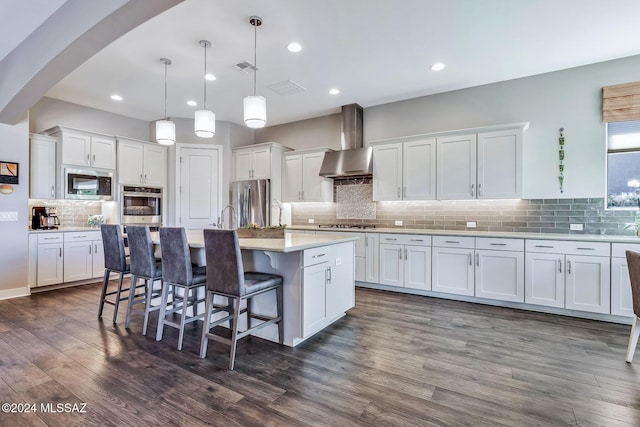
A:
[
  {"xmin": 611, "ymin": 257, "xmax": 634, "ymax": 317},
  {"xmin": 365, "ymin": 233, "xmax": 379, "ymax": 283},
  {"xmin": 431, "ymin": 247, "xmax": 474, "ymax": 295},
  {"xmin": 326, "ymin": 242, "xmax": 355, "ymax": 319},
  {"xmin": 36, "ymin": 244, "xmax": 63, "ymax": 287},
  {"xmin": 477, "ymin": 129, "xmax": 522, "ymax": 199},
  {"xmin": 403, "ymin": 138, "xmax": 436, "ymax": 200},
  {"xmin": 372, "ymin": 143, "xmax": 402, "ymax": 201},
  {"xmin": 92, "ymin": 240, "xmax": 105, "ymax": 279},
  {"xmin": 117, "ymin": 141, "xmax": 144, "ymax": 185},
  {"xmin": 525, "ymin": 252, "xmax": 565, "ymax": 308},
  {"xmin": 302, "ymin": 152, "xmax": 332, "ymax": 202},
  {"xmin": 565, "ymin": 255, "xmax": 610, "ymax": 314},
  {"xmin": 62, "ymin": 132, "xmax": 91, "ymax": 166},
  {"xmin": 436, "ymin": 134, "xmax": 476, "ymax": 200},
  {"xmin": 177, "ymin": 146, "xmax": 221, "ymax": 230},
  {"xmin": 282, "ymin": 154, "xmax": 302, "ymax": 202},
  {"xmin": 63, "ymin": 241, "xmax": 93, "ymax": 282},
  {"xmin": 302, "ymin": 262, "xmax": 328, "ymax": 337},
  {"xmin": 143, "ymin": 144, "xmax": 167, "ymax": 187},
  {"xmin": 252, "ymin": 147, "xmax": 271, "ymax": 179},
  {"xmin": 475, "ymin": 250, "xmax": 524, "ymax": 302},
  {"xmin": 30, "ymin": 136, "xmax": 56, "ymax": 199},
  {"xmin": 378, "ymin": 243, "xmax": 403, "ymax": 287},
  {"xmin": 233, "ymin": 148, "xmax": 252, "ymax": 181},
  {"xmin": 404, "ymin": 245, "xmax": 431, "ymax": 290},
  {"xmin": 90, "ymin": 136, "xmax": 116, "ymax": 169}
]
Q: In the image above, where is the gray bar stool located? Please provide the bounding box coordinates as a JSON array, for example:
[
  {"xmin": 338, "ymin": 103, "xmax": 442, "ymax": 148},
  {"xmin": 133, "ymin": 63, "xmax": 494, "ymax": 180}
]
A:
[
  {"xmin": 98, "ymin": 224, "xmax": 132, "ymax": 323},
  {"xmin": 125, "ymin": 226, "xmax": 165, "ymax": 335},
  {"xmin": 156, "ymin": 227, "xmax": 207, "ymax": 350},
  {"xmin": 625, "ymin": 250, "xmax": 640, "ymax": 362},
  {"xmin": 199, "ymin": 229, "xmax": 284, "ymax": 370}
]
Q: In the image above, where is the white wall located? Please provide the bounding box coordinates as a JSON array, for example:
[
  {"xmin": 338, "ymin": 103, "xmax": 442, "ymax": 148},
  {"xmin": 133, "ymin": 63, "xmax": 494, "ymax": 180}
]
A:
[
  {"xmin": 255, "ymin": 113, "xmax": 341, "ymax": 151},
  {"xmin": 0, "ymin": 115, "xmax": 29, "ymax": 294}
]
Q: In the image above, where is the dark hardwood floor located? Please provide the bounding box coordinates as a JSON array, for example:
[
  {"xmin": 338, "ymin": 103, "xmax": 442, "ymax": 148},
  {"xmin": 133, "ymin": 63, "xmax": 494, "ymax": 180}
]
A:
[{"xmin": 1, "ymin": 282, "xmax": 640, "ymax": 426}]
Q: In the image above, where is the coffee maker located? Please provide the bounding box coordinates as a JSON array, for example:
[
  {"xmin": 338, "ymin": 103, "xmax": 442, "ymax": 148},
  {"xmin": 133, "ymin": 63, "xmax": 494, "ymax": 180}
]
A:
[{"xmin": 32, "ymin": 206, "xmax": 61, "ymax": 230}]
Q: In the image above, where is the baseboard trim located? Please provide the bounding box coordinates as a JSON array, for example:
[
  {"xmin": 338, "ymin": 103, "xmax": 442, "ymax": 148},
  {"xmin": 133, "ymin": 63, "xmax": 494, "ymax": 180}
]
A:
[{"xmin": 0, "ymin": 286, "xmax": 30, "ymax": 300}]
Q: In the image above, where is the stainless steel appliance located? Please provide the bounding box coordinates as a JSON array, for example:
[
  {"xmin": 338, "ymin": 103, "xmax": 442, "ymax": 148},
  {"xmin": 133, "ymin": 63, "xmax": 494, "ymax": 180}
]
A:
[
  {"xmin": 121, "ymin": 186, "xmax": 162, "ymax": 226},
  {"xmin": 31, "ymin": 206, "xmax": 60, "ymax": 230},
  {"xmin": 231, "ymin": 179, "xmax": 270, "ymax": 228},
  {"xmin": 65, "ymin": 168, "xmax": 114, "ymax": 200}
]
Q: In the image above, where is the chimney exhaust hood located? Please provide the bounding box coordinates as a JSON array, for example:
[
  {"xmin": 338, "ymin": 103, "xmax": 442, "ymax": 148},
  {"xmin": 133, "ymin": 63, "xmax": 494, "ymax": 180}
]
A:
[{"xmin": 319, "ymin": 103, "xmax": 372, "ymax": 178}]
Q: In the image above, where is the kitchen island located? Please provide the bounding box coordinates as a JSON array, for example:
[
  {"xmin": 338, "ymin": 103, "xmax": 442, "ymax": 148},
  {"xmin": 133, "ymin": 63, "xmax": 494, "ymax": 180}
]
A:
[{"xmin": 152, "ymin": 230, "xmax": 357, "ymax": 347}]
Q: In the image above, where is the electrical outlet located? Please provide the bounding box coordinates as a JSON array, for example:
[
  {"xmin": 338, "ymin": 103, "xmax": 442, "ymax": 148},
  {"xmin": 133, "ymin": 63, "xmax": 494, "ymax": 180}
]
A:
[
  {"xmin": 335, "ymin": 257, "xmax": 342, "ymax": 266},
  {"xmin": 395, "ymin": 220, "xmax": 403, "ymax": 226},
  {"xmin": 570, "ymin": 223, "xmax": 584, "ymax": 231},
  {"xmin": 308, "ymin": 218, "xmax": 315, "ymax": 224},
  {"xmin": 466, "ymin": 221, "xmax": 477, "ymax": 228}
]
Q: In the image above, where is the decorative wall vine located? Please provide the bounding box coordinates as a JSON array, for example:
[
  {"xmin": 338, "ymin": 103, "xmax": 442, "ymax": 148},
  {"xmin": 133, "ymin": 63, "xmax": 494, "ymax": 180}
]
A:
[{"xmin": 558, "ymin": 127, "xmax": 565, "ymax": 193}]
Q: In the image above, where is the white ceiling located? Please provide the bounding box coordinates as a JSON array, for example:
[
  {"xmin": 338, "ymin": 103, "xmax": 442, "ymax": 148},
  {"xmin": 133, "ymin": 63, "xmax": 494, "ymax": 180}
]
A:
[{"xmin": 37, "ymin": 0, "xmax": 640, "ymax": 127}]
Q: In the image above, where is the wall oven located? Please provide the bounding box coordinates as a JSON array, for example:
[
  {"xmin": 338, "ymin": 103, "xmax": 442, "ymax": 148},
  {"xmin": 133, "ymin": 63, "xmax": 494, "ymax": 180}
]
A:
[
  {"xmin": 121, "ymin": 186, "xmax": 162, "ymax": 226},
  {"xmin": 65, "ymin": 168, "xmax": 114, "ymax": 200}
]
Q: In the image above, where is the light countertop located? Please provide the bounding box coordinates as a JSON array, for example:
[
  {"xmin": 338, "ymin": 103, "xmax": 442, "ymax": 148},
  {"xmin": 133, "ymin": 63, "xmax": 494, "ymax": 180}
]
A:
[
  {"xmin": 28, "ymin": 227, "xmax": 102, "ymax": 234},
  {"xmin": 287, "ymin": 225, "xmax": 640, "ymax": 244}
]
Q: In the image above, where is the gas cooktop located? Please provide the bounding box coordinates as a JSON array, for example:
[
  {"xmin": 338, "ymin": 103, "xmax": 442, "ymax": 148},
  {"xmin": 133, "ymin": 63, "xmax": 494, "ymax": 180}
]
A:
[{"xmin": 317, "ymin": 224, "xmax": 376, "ymax": 229}]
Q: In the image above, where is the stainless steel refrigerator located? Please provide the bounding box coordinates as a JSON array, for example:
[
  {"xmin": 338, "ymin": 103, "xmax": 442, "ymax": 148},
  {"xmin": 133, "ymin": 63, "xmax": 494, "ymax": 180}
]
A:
[{"xmin": 231, "ymin": 179, "xmax": 270, "ymax": 228}]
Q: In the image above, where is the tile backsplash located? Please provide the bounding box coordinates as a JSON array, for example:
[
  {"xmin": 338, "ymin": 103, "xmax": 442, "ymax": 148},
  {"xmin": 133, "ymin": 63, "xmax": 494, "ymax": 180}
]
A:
[
  {"xmin": 28, "ymin": 199, "xmax": 103, "ymax": 228},
  {"xmin": 292, "ymin": 196, "xmax": 640, "ymax": 236}
]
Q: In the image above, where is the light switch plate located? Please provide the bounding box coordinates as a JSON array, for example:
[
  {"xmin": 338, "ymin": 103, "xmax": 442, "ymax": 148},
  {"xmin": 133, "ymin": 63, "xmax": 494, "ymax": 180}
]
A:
[
  {"xmin": 395, "ymin": 220, "xmax": 403, "ymax": 226},
  {"xmin": 0, "ymin": 211, "xmax": 18, "ymax": 221},
  {"xmin": 570, "ymin": 223, "xmax": 584, "ymax": 231},
  {"xmin": 335, "ymin": 257, "xmax": 342, "ymax": 266},
  {"xmin": 308, "ymin": 218, "xmax": 315, "ymax": 224},
  {"xmin": 466, "ymin": 221, "xmax": 477, "ymax": 228}
]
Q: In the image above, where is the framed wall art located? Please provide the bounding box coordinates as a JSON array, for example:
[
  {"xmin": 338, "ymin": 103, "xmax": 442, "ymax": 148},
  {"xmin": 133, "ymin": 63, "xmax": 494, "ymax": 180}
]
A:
[{"xmin": 0, "ymin": 161, "xmax": 19, "ymax": 184}]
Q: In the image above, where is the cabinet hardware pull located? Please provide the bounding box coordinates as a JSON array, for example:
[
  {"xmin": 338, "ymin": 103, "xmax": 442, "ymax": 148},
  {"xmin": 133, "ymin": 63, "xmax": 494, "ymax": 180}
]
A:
[
  {"xmin": 73, "ymin": 235, "xmax": 87, "ymax": 238},
  {"xmin": 445, "ymin": 240, "xmax": 460, "ymax": 244},
  {"xmin": 490, "ymin": 243, "xmax": 507, "ymax": 246},
  {"xmin": 385, "ymin": 238, "xmax": 397, "ymax": 241},
  {"xmin": 478, "ymin": 183, "xmax": 482, "ymax": 196},
  {"xmin": 43, "ymin": 237, "xmax": 58, "ymax": 240},
  {"xmin": 471, "ymin": 183, "xmax": 475, "ymax": 197},
  {"xmin": 92, "ymin": 154, "xmax": 96, "ymax": 163},
  {"xmin": 312, "ymin": 253, "xmax": 326, "ymax": 258},
  {"xmin": 399, "ymin": 249, "xmax": 402, "ymax": 260},
  {"xmin": 558, "ymin": 258, "xmax": 562, "ymax": 273},
  {"xmin": 576, "ymin": 247, "xmax": 595, "ymax": 251},
  {"xmin": 404, "ymin": 248, "xmax": 408, "ymax": 260},
  {"xmin": 89, "ymin": 245, "xmax": 92, "ymax": 254},
  {"xmin": 397, "ymin": 187, "xmax": 401, "ymax": 198},
  {"xmin": 567, "ymin": 260, "xmax": 571, "ymax": 274},
  {"xmin": 301, "ymin": 191, "xmax": 304, "ymax": 200},
  {"xmin": 144, "ymin": 174, "xmax": 147, "ymax": 183},
  {"xmin": 51, "ymin": 186, "xmax": 54, "ymax": 198},
  {"xmin": 365, "ymin": 238, "xmax": 368, "ymax": 247},
  {"xmin": 468, "ymin": 253, "xmax": 472, "ymax": 266},
  {"xmin": 535, "ymin": 245, "xmax": 554, "ymax": 248},
  {"xmin": 140, "ymin": 174, "xmax": 143, "ymax": 183},
  {"xmin": 86, "ymin": 154, "xmax": 90, "ymax": 164},
  {"xmin": 476, "ymin": 253, "xmax": 479, "ymax": 266},
  {"xmin": 403, "ymin": 187, "xmax": 407, "ymax": 198},
  {"xmin": 327, "ymin": 267, "xmax": 332, "ymax": 284},
  {"xmin": 95, "ymin": 244, "xmax": 98, "ymax": 253},
  {"xmin": 410, "ymin": 239, "xmax": 423, "ymax": 242},
  {"xmin": 59, "ymin": 248, "xmax": 62, "ymax": 257}
]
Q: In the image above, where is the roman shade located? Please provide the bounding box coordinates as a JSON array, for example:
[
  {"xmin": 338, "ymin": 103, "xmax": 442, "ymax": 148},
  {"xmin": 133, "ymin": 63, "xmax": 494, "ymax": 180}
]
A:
[{"xmin": 603, "ymin": 81, "xmax": 640, "ymax": 122}]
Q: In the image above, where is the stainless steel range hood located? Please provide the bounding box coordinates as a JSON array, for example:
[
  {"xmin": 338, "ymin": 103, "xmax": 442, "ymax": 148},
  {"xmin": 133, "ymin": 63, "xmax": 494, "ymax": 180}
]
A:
[{"xmin": 319, "ymin": 103, "xmax": 372, "ymax": 178}]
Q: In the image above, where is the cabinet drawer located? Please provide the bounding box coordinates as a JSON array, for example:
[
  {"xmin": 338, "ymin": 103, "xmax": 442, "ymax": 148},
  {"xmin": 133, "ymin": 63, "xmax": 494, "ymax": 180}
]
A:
[
  {"xmin": 64, "ymin": 231, "xmax": 101, "ymax": 242},
  {"xmin": 432, "ymin": 235, "xmax": 474, "ymax": 248},
  {"xmin": 379, "ymin": 234, "xmax": 431, "ymax": 246},
  {"xmin": 526, "ymin": 239, "xmax": 610, "ymax": 256},
  {"xmin": 303, "ymin": 246, "xmax": 331, "ymax": 267},
  {"xmin": 37, "ymin": 233, "xmax": 64, "ymax": 244},
  {"xmin": 476, "ymin": 237, "xmax": 524, "ymax": 252},
  {"xmin": 612, "ymin": 242, "xmax": 640, "ymax": 258}
]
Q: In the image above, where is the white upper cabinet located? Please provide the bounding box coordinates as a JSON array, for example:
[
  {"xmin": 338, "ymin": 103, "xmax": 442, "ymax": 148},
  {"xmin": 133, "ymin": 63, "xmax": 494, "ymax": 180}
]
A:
[
  {"xmin": 117, "ymin": 137, "xmax": 167, "ymax": 188},
  {"xmin": 30, "ymin": 134, "xmax": 57, "ymax": 199},
  {"xmin": 282, "ymin": 150, "xmax": 333, "ymax": 202},
  {"xmin": 437, "ymin": 128, "xmax": 522, "ymax": 200},
  {"xmin": 373, "ymin": 138, "xmax": 436, "ymax": 201},
  {"xmin": 51, "ymin": 127, "xmax": 116, "ymax": 170},
  {"xmin": 233, "ymin": 144, "xmax": 279, "ymax": 181}
]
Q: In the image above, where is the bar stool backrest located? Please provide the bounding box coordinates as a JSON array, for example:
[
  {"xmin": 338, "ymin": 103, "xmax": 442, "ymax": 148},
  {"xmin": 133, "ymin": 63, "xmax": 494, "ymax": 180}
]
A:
[
  {"xmin": 101, "ymin": 224, "xmax": 127, "ymax": 271},
  {"xmin": 127, "ymin": 226, "xmax": 158, "ymax": 278},
  {"xmin": 203, "ymin": 229, "xmax": 245, "ymax": 297},
  {"xmin": 626, "ymin": 250, "xmax": 640, "ymax": 318},
  {"xmin": 159, "ymin": 227, "xmax": 193, "ymax": 286}
]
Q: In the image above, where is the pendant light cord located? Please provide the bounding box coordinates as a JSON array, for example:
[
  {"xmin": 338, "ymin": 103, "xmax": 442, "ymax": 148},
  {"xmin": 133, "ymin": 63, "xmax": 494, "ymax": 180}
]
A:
[
  {"xmin": 203, "ymin": 44, "xmax": 207, "ymax": 109},
  {"xmin": 164, "ymin": 60, "xmax": 168, "ymax": 119},
  {"xmin": 253, "ymin": 20, "xmax": 257, "ymax": 96}
]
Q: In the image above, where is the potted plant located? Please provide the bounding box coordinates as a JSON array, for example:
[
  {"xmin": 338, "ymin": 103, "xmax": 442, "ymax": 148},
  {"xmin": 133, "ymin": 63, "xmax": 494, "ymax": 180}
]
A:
[
  {"xmin": 625, "ymin": 215, "xmax": 640, "ymax": 237},
  {"xmin": 236, "ymin": 223, "xmax": 286, "ymax": 238}
]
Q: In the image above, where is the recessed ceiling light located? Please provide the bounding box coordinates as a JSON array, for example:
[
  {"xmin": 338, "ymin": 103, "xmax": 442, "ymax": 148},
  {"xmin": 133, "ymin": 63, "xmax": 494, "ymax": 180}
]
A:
[
  {"xmin": 329, "ymin": 88, "xmax": 340, "ymax": 95},
  {"xmin": 431, "ymin": 62, "xmax": 445, "ymax": 71},
  {"xmin": 187, "ymin": 100, "xmax": 197, "ymax": 107},
  {"xmin": 287, "ymin": 42, "xmax": 302, "ymax": 53},
  {"xmin": 205, "ymin": 73, "xmax": 216, "ymax": 81},
  {"xmin": 110, "ymin": 94, "xmax": 123, "ymax": 101}
]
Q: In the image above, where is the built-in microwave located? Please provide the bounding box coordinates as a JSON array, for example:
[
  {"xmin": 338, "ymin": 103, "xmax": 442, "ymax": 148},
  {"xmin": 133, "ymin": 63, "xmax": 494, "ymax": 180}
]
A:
[{"xmin": 64, "ymin": 168, "xmax": 114, "ymax": 200}]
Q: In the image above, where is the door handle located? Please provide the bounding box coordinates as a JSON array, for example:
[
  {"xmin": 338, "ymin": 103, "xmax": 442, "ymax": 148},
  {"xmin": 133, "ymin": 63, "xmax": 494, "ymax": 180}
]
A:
[
  {"xmin": 59, "ymin": 248, "xmax": 62, "ymax": 257},
  {"xmin": 476, "ymin": 253, "xmax": 479, "ymax": 266},
  {"xmin": 558, "ymin": 258, "xmax": 562, "ymax": 273}
]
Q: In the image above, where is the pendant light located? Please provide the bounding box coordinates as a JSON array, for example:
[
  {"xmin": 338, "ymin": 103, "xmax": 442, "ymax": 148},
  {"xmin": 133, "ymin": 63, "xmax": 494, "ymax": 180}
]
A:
[
  {"xmin": 194, "ymin": 40, "xmax": 215, "ymax": 138},
  {"xmin": 243, "ymin": 16, "xmax": 266, "ymax": 128},
  {"xmin": 156, "ymin": 58, "xmax": 176, "ymax": 145}
]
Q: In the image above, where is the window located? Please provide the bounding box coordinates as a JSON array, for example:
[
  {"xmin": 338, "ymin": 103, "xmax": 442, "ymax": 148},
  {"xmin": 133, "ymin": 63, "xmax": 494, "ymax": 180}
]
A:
[{"xmin": 607, "ymin": 120, "xmax": 640, "ymax": 209}]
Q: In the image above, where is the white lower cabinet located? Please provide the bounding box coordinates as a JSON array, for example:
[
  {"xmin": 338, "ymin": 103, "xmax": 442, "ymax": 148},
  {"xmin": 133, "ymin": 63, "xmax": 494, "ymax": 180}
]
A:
[
  {"xmin": 611, "ymin": 243, "xmax": 640, "ymax": 317},
  {"xmin": 379, "ymin": 234, "xmax": 431, "ymax": 290},
  {"xmin": 525, "ymin": 240, "xmax": 610, "ymax": 314},
  {"xmin": 36, "ymin": 233, "xmax": 64, "ymax": 287},
  {"xmin": 302, "ymin": 261, "xmax": 328, "ymax": 336},
  {"xmin": 475, "ymin": 238, "xmax": 524, "ymax": 302},
  {"xmin": 63, "ymin": 231, "xmax": 104, "ymax": 282},
  {"xmin": 364, "ymin": 233, "xmax": 379, "ymax": 283},
  {"xmin": 431, "ymin": 237, "xmax": 475, "ymax": 296}
]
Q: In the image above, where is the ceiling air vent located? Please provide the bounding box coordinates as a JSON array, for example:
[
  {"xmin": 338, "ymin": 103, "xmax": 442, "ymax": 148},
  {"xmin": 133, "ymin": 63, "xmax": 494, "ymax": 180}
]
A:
[
  {"xmin": 267, "ymin": 80, "xmax": 307, "ymax": 96},
  {"xmin": 233, "ymin": 60, "xmax": 257, "ymax": 73}
]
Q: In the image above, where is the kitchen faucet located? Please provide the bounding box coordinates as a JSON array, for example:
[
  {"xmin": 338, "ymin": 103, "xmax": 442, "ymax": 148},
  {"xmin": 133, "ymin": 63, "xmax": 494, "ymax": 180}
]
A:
[{"xmin": 217, "ymin": 205, "xmax": 237, "ymax": 229}]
